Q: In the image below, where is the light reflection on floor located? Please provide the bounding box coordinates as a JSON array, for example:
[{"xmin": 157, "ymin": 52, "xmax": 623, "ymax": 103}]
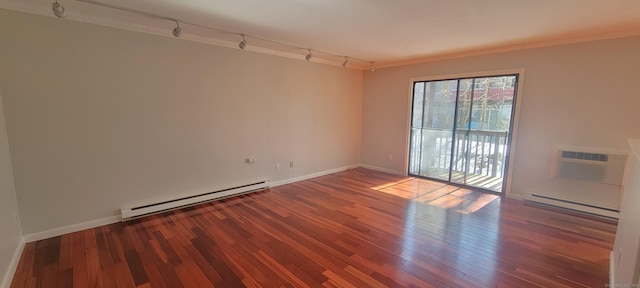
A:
[
  {"xmin": 371, "ymin": 178, "xmax": 500, "ymax": 214},
  {"xmin": 378, "ymin": 177, "xmax": 502, "ymax": 285}
]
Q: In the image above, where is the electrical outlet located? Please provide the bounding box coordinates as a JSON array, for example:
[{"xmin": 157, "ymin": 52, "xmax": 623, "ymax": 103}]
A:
[
  {"xmin": 13, "ymin": 211, "xmax": 19, "ymax": 225},
  {"xmin": 275, "ymin": 163, "xmax": 280, "ymax": 171},
  {"xmin": 389, "ymin": 154, "xmax": 393, "ymax": 160},
  {"xmin": 289, "ymin": 161, "xmax": 294, "ymax": 168}
]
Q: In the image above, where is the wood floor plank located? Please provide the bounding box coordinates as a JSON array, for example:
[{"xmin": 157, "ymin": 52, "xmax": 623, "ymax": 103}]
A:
[
  {"xmin": 10, "ymin": 168, "xmax": 615, "ymax": 287},
  {"xmin": 165, "ymin": 237, "xmax": 214, "ymax": 288},
  {"xmin": 184, "ymin": 244, "xmax": 225, "ymax": 286},
  {"xmin": 69, "ymin": 232, "xmax": 88, "ymax": 288},
  {"xmin": 84, "ymin": 247, "xmax": 102, "ymax": 287},
  {"xmin": 137, "ymin": 247, "xmax": 169, "ymax": 288},
  {"xmin": 123, "ymin": 249, "xmax": 148, "ymax": 286},
  {"xmin": 113, "ymin": 262, "xmax": 136, "ymax": 288}
]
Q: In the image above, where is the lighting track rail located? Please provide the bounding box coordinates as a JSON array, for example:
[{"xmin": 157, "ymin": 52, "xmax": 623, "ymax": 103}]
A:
[{"xmin": 51, "ymin": 0, "xmax": 376, "ymax": 70}]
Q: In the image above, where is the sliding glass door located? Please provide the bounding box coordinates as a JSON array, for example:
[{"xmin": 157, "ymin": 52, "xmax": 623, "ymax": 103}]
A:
[
  {"xmin": 409, "ymin": 80, "xmax": 458, "ymax": 181},
  {"xmin": 408, "ymin": 74, "xmax": 518, "ymax": 193}
]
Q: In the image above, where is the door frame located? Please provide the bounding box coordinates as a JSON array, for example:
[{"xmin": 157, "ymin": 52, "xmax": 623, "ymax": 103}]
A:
[{"xmin": 404, "ymin": 68, "xmax": 525, "ymax": 198}]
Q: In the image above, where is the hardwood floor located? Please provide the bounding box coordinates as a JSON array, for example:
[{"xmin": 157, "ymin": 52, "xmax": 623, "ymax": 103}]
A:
[{"xmin": 11, "ymin": 168, "xmax": 616, "ymax": 287}]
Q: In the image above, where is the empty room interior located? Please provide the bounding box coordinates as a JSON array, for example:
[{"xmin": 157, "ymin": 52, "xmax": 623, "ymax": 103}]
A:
[{"xmin": 1, "ymin": 0, "xmax": 640, "ymax": 287}]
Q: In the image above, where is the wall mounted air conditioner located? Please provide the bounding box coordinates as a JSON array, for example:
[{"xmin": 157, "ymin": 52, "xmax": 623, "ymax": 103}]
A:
[{"xmin": 551, "ymin": 145, "xmax": 628, "ymax": 186}]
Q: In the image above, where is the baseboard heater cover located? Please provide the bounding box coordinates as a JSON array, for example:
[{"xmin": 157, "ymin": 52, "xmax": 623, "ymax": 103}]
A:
[
  {"xmin": 120, "ymin": 180, "xmax": 270, "ymax": 221},
  {"xmin": 524, "ymin": 193, "xmax": 619, "ymax": 219}
]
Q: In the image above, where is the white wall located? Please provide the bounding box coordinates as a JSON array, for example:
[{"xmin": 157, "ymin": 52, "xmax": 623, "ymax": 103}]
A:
[
  {"xmin": 362, "ymin": 36, "xmax": 640, "ymax": 203},
  {"xmin": 0, "ymin": 88, "xmax": 22, "ymax": 287},
  {"xmin": 612, "ymin": 139, "xmax": 640, "ymax": 285},
  {"xmin": 0, "ymin": 9, "xmax": 363, "ymax": 234}
]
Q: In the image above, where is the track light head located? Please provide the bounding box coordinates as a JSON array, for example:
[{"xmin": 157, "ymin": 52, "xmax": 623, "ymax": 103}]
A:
[
  {"xmin": 239, "ymin": 35, "xmax": 247, "ymax": 50},
  {"xmin": 52, "ymin": 1, "xmax": 67, "ymax": 18},
  {"xmin": 172, "ymin": 21, "xmax": 182, "ymax": 37},
  {"xmin": 305, "ymin": 49, "xmax": 312, "ymax": 61},
  {"xmin": 369, "ymin": 61, "xmax": 375, "ymax": 72},
  {"xmin": 342, "ymin": 57, "xmax": 349, "ymax": 68}
]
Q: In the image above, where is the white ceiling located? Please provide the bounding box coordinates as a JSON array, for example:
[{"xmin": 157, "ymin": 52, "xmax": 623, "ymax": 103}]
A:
[{"xmin": 4, "ymin": 0, "xmax": 640, "ymax": 68}]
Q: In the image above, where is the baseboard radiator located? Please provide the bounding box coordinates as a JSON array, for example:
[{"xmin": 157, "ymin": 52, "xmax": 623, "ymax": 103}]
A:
[
  {"xmin": 120, "ymin": 180, "xmax": 270, "ymax": 221},
  {"xmin": 524, "ymin": 193, "xmax": 620, "ymax": 219}
]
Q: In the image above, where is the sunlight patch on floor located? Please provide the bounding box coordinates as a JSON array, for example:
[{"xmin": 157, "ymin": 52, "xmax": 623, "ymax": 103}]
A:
[
  {"xmin": 371, "ymin": 178, "xmax": 499, "ymax": 214},
  {"xmin": 369, "ymin": 178, "xmax": 415, "ymax": 191}
]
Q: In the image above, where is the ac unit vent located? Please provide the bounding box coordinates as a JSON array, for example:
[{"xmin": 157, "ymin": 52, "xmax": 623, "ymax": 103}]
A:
[
  {"xmin": 552, "ymin": 145, "xmax": 628, "ymax": 186},
  {"xmin": 561, "ymin": 151, "xmax": 608, "ymax": 162}
]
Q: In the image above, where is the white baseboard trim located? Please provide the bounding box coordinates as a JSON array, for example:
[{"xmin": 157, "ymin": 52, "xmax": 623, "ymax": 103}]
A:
[
  {"xmin": 24, "ymin": 215, "xmax": 121, "ymax": 243},
  {"xmin": 358, "ymin": 164, "xmax": 406, "ymax": 176},
  {"xmin": 271, "ymin": 164, "xmax": 361, "ymax": 187},
  {"xmin": 1, "ymin": 237, "xmax": 25, "ymax": 288}
]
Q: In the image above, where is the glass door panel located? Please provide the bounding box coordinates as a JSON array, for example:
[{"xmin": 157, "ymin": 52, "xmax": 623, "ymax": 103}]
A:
[
  {"xmin": 451, "ymin": 79, "xmax": 474, "ymax": 186},
  {"xmin": 408, "ymin": 80, "xmax": 458, "ymax": 181},
  {"xmin": 467, "ymin": 76, "xmax": 515, "ymax": 191}
]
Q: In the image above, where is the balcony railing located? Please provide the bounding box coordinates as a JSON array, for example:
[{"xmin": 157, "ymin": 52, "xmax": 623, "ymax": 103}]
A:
[{"xmin": 409, "ymin": 128, "xmax": 508, "ymax": 191}]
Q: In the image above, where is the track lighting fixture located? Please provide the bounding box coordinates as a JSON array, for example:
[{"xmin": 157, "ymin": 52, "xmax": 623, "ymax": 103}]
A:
[
  {"xmin": 305, "ymin": 49, "xmax": 313, "ymax": 61},
  {"xmin": 238, "ymin": 35, "xmax": 247, "ymax": 50},
  {"xmin": 342, "ymin": 57, "xmax": 349, "ymax": 68},
  {"xmin": 52, "ymin": 1, "xmax": 66, "ymax": 18},
  {"xmin": 49, "ymin": 0, "xmax": 375, "ymax": 67},
  {"xmin": 172, "ymin": 21, "xmax": 182, "ymax": 37}
]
